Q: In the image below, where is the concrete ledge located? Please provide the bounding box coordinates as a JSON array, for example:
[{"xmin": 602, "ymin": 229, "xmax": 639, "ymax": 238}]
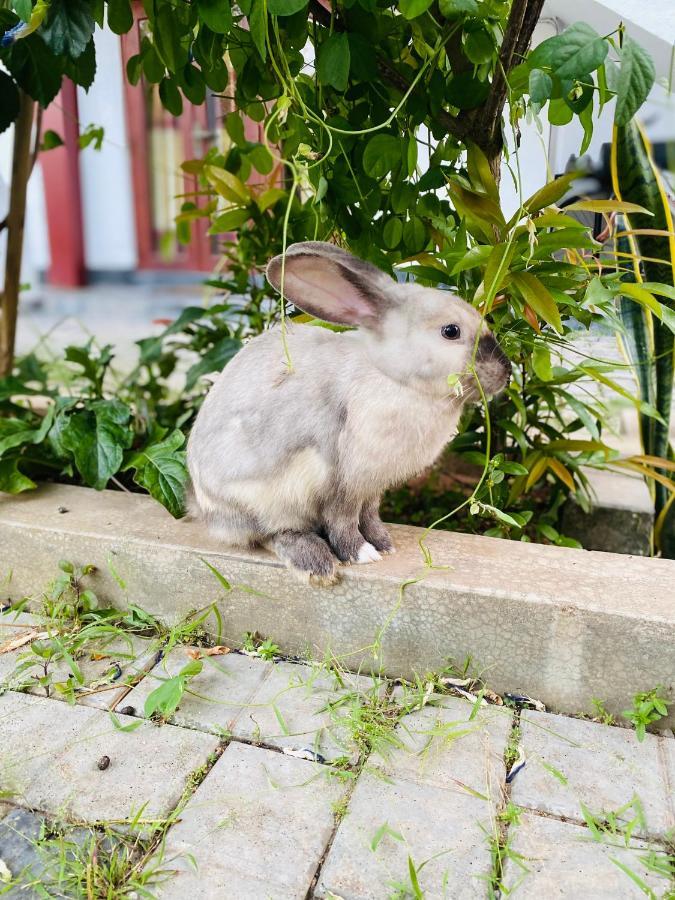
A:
[{"xmin": 1, "ymin": 484, "xmax": 673, "ymax": 725}]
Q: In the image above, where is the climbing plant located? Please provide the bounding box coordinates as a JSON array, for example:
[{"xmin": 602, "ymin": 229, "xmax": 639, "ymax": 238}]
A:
[{"xmin": 0, "ymin": 0, "xmax": 673, "ymax": 550}]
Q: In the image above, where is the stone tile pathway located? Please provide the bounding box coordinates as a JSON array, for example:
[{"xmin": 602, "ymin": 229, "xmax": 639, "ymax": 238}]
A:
[{"xmin": 0, "ymin": 608, "xmax": 673, "ymax": 898}]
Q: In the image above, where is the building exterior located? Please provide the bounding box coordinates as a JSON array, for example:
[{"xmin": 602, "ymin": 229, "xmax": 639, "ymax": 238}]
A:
[{"xmin": 0, "ymin": 0, "xmax": 673, "ymax": 293}]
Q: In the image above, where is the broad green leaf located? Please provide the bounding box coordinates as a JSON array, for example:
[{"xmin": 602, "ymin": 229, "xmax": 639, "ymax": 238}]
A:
[
  {"xmin": 144, "ymin": 675, "xmax": 185, "ymax": 718},
  {"xmin": 256, "ymin": 187, "xmax": 286, "ymax": 212},
  {"xmin": 362, "ymin": 134, "xmax": 401, "ymax": 179},
  {"xmin": 208, "ymin": 208, "xmax": 250, "ymax": 233},
  {"xmin": 619, "ymin": 283, "xmax": 662, "ymax": 318},
  {"xmin": 268, "ymin": 0, "xmax": 307, "ymax": 13},
  {"xmin": 550, "ymin": 23, "xmax": 608, "ymax": 79},
  {"xmin": 40, "ymin": 0, "xmax": 95, "ymax": 58},
  {"xmin": 204, "ymin": 166, "xmax": 251, "ymax": 203},
  {"xmin": 548, "ymin": 98, "xmax": 573, "ymax": 126},
  {"xmin": 464, "ymin": 27, "xmax": 493, "ymax": 65},
  {"xmin": 196, "ymin": 0, "xmax": 232, "ymax": 34},
  {"xmin": 399, "ymin": 0, "xmax": 432, "ymax": 19},
  {"xmin": 402, "ymin": 217, "xmax": 427, "ymax": 254},
  {"xmin": 185, "ymin": 336, "xmax": 242, "ymax": 390},
  {"xmin": 123, "ymin": 429, "xmax": 187, "ymax": 518},
  {"xmin": 446, "ymin": 71, "xmax": 489, "ymax": 110},
  {"xmin": 317, "ymin": 32, "xmax": 349, "ymax": 92},
  {"xmin": 248, "ymin": 144, "xmax": 274, "ymax": 175},
  {"xmin": 0, "ymin": 456, "xmax": 36, "ymax": 494},
  {"xmin": 63, "ymin": 34, "xmax": 96, "ymax": 89},
  {"xmin": 13, "ymin": 0, "xmax": 32, "ymax": 23},
  {"xmin": 438, "ymin": 0, "xmax": 477, "ymax": 16},
  {"xmin": 383, "ymin": 217, "xmax": 403, "ymax": 249},
  {"xmin": 158, "ymin": 76, "xmax": 182, "ymax": 116},
  {"xmin": 511, "ymin": 271, "xmax": 563, "ymax": 333},
  {"xmin": 224, "ymin": 111, "xmax": 246, "ymax": 145},
  {"xmin": 181, "ymin": 64, "xmax": 206, "ymax": 105},
  {"xmin": 528, "ymin": 68, "xmax": 552, "ymax": 104},
  {"xmin": 615, "ymin": 37, "xmax": 655, "ymax": 126},
  {"xmin": 448, "ymin": 182, "xmax": 505, "ymax": 228},
  {"xmin": 153, "ymin": 4, "xmax": 187, "ymax": 72},
  {"xmin": 466, "ymin": 140, "xmax": 498, "ymax": 201},
  {"xmin": 0, "ymin": 406, "xmax": 54, "ymax": 457},
  {"xmin": 60, "ymin": 400, "xmax": 133, "ymax": 491},
  {"xmin": 248, "ymin": 0, "xmax": 266, "ymax": 59},
  {"xmin": 4, "ymin": 33, "xmax": 64, "ymax": 107},
  {"xmin": 451, "ymin": 244, "xmax": 492, "ymax": 275},
  {"xmin": 107, "ymin": 0, "xmax": 133, "ymax": 34},
  {"xmin": 532, "ymin": 344, "xmax": 552, "ymax": 381},
  {"xmin": 483, "ymin": 241, "xmax": 515, "ymax": 296}
]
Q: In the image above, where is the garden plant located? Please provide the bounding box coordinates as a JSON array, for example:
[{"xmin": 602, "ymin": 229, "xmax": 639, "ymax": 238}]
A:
[{"xmin": 0, "ymin": 0, "xmax": 673, "ymax": 552}]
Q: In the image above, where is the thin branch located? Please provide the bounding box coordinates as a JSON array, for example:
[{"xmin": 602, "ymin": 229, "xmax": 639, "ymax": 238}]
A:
[{"xmin": 29, "ymin": 104, "xmax": 43, "ymax": 176}]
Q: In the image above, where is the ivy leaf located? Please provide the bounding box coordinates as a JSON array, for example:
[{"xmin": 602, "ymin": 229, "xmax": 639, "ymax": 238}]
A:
[
  {"xmin": 528, "ymin": 68, "xmax": 552, "ymax": 104},
  {"xmin": 196, "ymin": 0, "xmax": 232, "ymax": 34},
  {"xmin": 185, "ymin": 337, "xmax": 242, "ymax": 390},
  {"xmin": 107, "ymin": 0, "xmax": 133, "ymax": 35},
  {"xmin": 4, "ymin": 33, "xmax": 64, "ymax": 107},
  {"xmin": 60, "ymin": 400, "xmax": 133, "ymax": 490},
  {"xmin": 0, "ymin": 456, "xmax": 36, "ymax": 494},
  {"xmin": 399, "ymin": 0, "xmax": 433, "ymax": 20},
  {"xmin": 0, "ymin": 71, "xmax": 19, "ymax": 135},
  {"xmin": 267, "ymin": 0, "xmax": 307, "ymax": 14},
  {"xmin": 615, "ymin": 37, "xmax": 655, "ymax": 126},
  {"xmin": 122, "ymin": 429, "xmax": 187, "ymax": 518},
  {"xmin": 317, "ymin": 32, "xmax": 350, "ymax": 92},
  {"xmin": 40, "ymin": 0, "xmax": 95, "ymax": 59}
]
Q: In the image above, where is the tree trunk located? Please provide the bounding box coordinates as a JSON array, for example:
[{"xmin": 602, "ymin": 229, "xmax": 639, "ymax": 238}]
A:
[{"xmin": 0, "ymin": 91, "xmax": 36, "ymax": 377}]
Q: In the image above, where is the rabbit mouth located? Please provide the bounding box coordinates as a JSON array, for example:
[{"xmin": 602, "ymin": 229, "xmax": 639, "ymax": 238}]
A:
[{"xmin": 471, "ymin": 335, "xmax": 512, "ymax": 398}]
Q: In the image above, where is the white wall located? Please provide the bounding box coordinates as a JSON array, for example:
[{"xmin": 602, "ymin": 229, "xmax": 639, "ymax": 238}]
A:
[{"xmin": 77, "ymin": 26, "xmax": 137, "ymax": 271}]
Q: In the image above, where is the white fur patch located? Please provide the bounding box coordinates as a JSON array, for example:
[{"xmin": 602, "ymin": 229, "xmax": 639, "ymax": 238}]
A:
[{"xmin": 356, "ymin": 542, "xmax": 381, "ymax": 564}]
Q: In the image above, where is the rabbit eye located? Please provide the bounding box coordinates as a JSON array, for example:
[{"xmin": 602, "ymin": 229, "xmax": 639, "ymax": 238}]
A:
[{"xmin": 441, "ymin": 324, "xmax": 461, "ymax": 340}]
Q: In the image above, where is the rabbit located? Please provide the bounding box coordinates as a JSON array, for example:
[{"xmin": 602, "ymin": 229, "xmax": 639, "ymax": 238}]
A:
[{"xmin": 187, "ymin": 241, "xmax": 511, "ymax": 586}]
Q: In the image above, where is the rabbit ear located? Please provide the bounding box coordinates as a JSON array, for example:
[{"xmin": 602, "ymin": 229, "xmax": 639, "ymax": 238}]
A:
[{"xmin": 266, "ymin": 242, "xmax": 392, "ymax": 327}]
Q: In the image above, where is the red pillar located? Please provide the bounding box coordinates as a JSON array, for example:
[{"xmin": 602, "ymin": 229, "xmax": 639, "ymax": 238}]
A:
[{"xmin": 41, "ymin": 80, "xmax": 86, "ymax": 287}]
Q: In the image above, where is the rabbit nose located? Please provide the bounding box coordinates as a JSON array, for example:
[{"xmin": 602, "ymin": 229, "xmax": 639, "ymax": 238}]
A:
[{"xmin": 477, "ymin": 334, "xmax": 510, "ymax": 373}]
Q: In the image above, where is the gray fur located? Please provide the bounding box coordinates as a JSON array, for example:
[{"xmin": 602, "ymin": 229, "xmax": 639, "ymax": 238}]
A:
[{"xmin": 187, "ymin": 241, "xmax": 511, "ymax": 582}]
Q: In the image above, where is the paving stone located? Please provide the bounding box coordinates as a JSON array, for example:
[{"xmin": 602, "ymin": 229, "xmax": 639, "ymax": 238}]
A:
[
  {"xmin": 315, "ymin": 770, "xmax": 495, "ymax": 899},
  {"xmin": 0, "ymin": 611, "xmax": 46, "ymax": 681},
  {"xmin": 5, "ymin": 634, "xmax": 158, "ymax": 711},
  {"xmin": 510, "ymin": 711, "xmax": 673, "ymax": 839},
  {"xmin": 375, "ymin": 690, "xmax": 512, "ymax": 801},
  {"xmin": 500, "ymin": 813, "xmax": 672, "ymax": 898},
  {"xmin": 0, "ymin": 807, "xmax": 45, "ymax": 898},
  {"xmin": 0, "ymin": 692, "xmax": 219, "ymax": 825},
  {"xmin": 157, "ymin": 742, "xmax": 346, "ymax": 899},
  {"xmin": 231, "ymin": 660, "xmax": 383, "ymax": 763},
  {"xmin": 115, "ymin": 647, "xmax": 272, "ymax": 733}
]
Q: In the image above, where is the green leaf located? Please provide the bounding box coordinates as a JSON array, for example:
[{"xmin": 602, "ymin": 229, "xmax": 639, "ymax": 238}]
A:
[
  {"xmin": 4, "ymin": 33, "xmax": 64, "ymax": 107},
  {"xmin": 549, "ymin": 23, "xmax": 608, "ymax": 79},
  {"xmin": 248, "ymin": 0, "xmax": 267, "ymax": 59},
  {"xmin": 402, "ymin": 217, "xmax": 427, "ymax": 254},
  {"xmin": 532, "ymin": 344, "xmax": 552, "ymax": 381},
  {"xmin": 208, "ymin": 208, "xmax": 250, "ymax": 233},
  {"xmin": 438, "ymin": 0, "xmax": 477, "ymax": 16},
  {"xmin": 451, "ymin": 243, "xmax": 492, "ymax": 275},
  {"xmin": 40, "ymin": 129, "xmax": 64, "ymax": 150},
  {"xmin": 196, "ymin": 0, "xmax": 232, "ymax": 34},
  {"xmin": 362, "ymin": 134, "xmax": 401, "ymax": 179},
  {"xmin": 446, "ymin": 71, "xmax": 489, "ymax": 109},
  {"xmin": 181, "ymin": 63, "xmax": 206, "ymax": 105},
  {"xmin": 248, "ymin": 144, "xmax": 274, "ymax": 174},
  {"xmin": 224, "ymin": 111, "xmax": 246, "ymax": 145},
  {"xmin": 13, "ymin": 0, "xmax": 32, "ymax": 23},
  {"xmin": 317, "ymin": 32, "xmax": 350, "ymax": 92},
  {"xmin": 185, "ymin": 337, "xmax": 242, "ymax": 390},
  {"xmin": 107, "ymin": 0, "xmax": 133, "ymax": 34},
  {"xmin": 152, "ymin": 4, "xmax": 186, "ymax": 72},
  {"xmin": 201, "ymin": 557, "xmax": 232, "ymax": 591},
  {"xmin": 399, "ymin": 0, "xmax": 432, "ymax": 19},
  {"xmin": 123, "ymin": 429, "xmax": 188, "ymax": 518},
  {"xmin": 60, "ymin": 400, "xmax": 133, "ymax": 490},
  {"xmin": 63, "ymin": 35, "xmax": 96, "ymax": 89},
  {"xmin": 268, "ymin": 0, "xmax": 307, "ymax": 13},
  {"xmin": 144, "ymin": 675, "xmax": 185, "ymax": 718},
  {"xmin": 464, "ymin": 27, "xmax": 493, "ymax": 65},
  {"xmin": 383, "ymin": 217, "xmax": 403, "ymax": 249},
  {"xmin": 0, "ymin": 72, "xmax": 19, "ymax": 135},
  {"xmin": 0, "ymin": 407, "xmax": 54, "ymax": 457},
  {"xmin": 159, "ymin": 76, "xmax": 183, "ymax": 116},
  {"xmin": 615, "ymin": 37, "xmax": 655, "ymax": 126},
  {"xmin": 548, "ymin": 97, "xmax": 573, "ymax": 125},
  {"xmin": 40, "ymin": 0, "xmax": 95, "ymax": 59},
  {"xmin": 0, "ymin": 456, "xmax": 36, "ymax": 494},
  {"xmin": 511, "ymin": 271, "xmax": 563, "ymax": 333},
  {"xmin": 529, "ymin": 68, "xmax": 552, "ymax": 104}
]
